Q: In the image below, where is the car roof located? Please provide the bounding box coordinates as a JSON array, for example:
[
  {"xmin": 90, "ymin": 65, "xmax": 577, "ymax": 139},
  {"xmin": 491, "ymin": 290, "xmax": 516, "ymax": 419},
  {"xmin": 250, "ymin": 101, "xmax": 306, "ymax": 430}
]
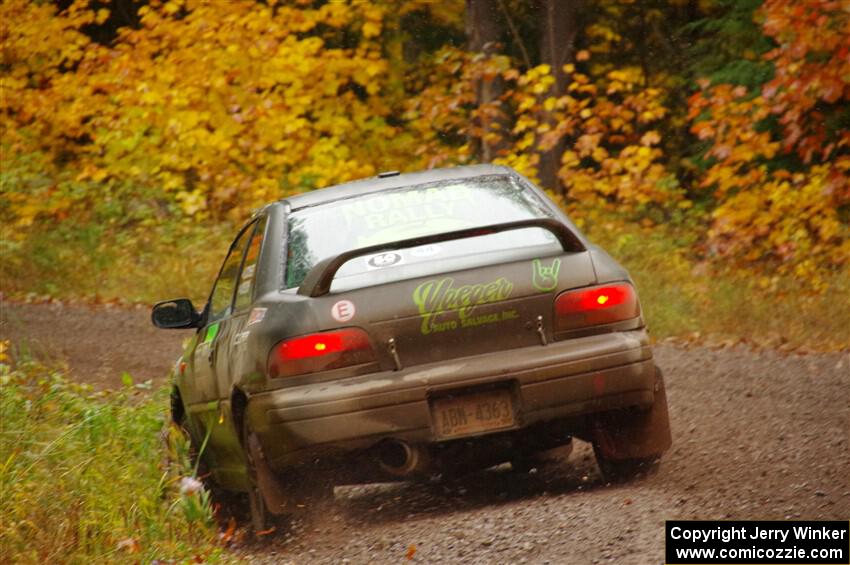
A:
[{"xmin": 282, "ymin": 164, "xmax": 515, "ymax": 211}]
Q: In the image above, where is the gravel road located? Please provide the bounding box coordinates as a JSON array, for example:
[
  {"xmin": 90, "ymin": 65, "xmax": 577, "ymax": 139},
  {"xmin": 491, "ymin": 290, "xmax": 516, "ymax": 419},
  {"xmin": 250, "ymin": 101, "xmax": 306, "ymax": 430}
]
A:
[
  {"xmin": 2, "ymin": 301, "xmax": 848, "ymax": 564},
  {"xmin": 2, "ymin": 301, "xmax": 191, "ymax": 388}
]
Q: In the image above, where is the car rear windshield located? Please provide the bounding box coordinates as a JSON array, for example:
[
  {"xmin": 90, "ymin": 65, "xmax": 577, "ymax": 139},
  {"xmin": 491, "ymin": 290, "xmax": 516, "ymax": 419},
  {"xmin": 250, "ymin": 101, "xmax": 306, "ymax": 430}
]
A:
[{"xmin": 284, "ymin": 174, "xmax": 559, "ymax": 290}]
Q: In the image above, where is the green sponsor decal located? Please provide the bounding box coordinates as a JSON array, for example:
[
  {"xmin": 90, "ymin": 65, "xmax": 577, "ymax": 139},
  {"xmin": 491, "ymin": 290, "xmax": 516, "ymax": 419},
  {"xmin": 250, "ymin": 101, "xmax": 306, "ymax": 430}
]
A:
[
  {"xmin": 460, "ymin": 308, "xmax": 519, "ymax": 329},
  {"xmin": 341, "ymin": 184, "xmax": 476, "ymax": 230},
  {"xmin": 204, "ymin": 321, "xmax": 220, "ymax": 343},
  {"xmin": 532, "ymin": 258, "xmax": 561, "ymax": 292},
  {"xmin": 413, "ymin": 276, "xmax": 514, "ymax": 335}
]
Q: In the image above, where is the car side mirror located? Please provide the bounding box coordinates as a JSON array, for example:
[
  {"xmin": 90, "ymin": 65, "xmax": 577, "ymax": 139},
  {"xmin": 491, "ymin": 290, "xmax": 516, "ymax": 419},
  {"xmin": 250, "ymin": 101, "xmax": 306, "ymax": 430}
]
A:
[{"xmin": 151, "ymin": 298, "xmax": 201, "ymax": 329}]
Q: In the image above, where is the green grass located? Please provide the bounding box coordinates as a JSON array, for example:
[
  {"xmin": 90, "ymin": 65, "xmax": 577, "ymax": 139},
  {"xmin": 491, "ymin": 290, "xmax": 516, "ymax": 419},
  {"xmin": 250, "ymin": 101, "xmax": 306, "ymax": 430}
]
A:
[
  {"xmin": 0, "ymin": 354, "xmax": 230, "ymax": 564},
  {"xmin": 1, "ymin": 220, "xmax": 229, "ymax": 305}
]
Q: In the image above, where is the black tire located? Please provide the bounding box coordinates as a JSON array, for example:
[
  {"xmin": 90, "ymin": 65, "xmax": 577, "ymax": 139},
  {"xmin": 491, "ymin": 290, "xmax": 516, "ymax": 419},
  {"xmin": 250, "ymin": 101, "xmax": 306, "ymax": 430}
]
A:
[
  {"xmin": 590, "ymin": 366, "xmax": 671, "ymax": 483},
  {"xmin": 169, "ymin": 386, "xmax": 186, "ymax": 427},
  {"xmin": 242, "ymin": 418, "xmax": 270, "ymax": 533},
  {"xmin": 593, "ymin": 444, "xmax": 660, "ymax": 483},
  {"xmin": 165, "ymin": 390, "xmax": 211, "ymax": 486}
]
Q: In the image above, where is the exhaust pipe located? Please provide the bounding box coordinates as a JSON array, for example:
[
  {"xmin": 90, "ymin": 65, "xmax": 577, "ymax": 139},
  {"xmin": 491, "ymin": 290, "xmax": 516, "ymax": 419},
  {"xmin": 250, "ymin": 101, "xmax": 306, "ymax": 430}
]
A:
[{"xmin": 378, "ymin": 440, "xmax": 427, "ymax": 476}]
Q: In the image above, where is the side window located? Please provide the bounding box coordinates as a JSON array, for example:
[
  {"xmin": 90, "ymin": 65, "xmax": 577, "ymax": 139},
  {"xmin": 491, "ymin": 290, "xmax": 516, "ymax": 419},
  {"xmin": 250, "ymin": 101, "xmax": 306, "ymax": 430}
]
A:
[
  {"xmin": 208, "ymin": 222, "xmax": 254, "ymax": 323},
  {"xmin": 234, "ymin": 216, "xmax": 267, "ymax": 311}
]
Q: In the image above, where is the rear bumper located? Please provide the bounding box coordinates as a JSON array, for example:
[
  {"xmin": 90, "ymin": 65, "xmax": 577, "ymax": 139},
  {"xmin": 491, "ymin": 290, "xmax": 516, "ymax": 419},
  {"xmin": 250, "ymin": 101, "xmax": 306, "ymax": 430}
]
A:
[{"xmin": 246, "ymin": 329, "xmax": 655, "ymax": 469}]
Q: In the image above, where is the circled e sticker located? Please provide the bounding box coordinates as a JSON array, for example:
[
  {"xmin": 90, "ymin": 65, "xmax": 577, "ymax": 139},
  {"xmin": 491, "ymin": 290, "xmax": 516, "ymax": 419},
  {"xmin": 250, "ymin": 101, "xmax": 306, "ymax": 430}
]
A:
[
  {"xmin": 331, "ymin": 300, "xmax": 356, "ymax": 322},
  {"xmin": 410, "ymin": 244, "xmax": 441, "ymax": 258}
]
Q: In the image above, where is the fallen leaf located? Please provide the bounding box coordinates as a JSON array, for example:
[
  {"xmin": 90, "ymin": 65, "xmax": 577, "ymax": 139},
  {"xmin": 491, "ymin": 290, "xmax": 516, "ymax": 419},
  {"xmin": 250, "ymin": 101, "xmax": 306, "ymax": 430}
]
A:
[
  {"xmin": 116, "ymin": 538, "xmax": 140, "ymax": 553},
  {"xmin": 219, "ymin": 517, "xmax": 237, "ymax": 544}
]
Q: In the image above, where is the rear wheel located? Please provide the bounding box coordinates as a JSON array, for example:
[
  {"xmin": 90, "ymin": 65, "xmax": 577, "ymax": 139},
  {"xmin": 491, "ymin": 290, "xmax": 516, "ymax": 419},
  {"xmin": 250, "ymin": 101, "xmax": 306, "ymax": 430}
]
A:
[
  {"xmin": 167, "ymin": 387, "xmax": 213, "ymax": 487},
  {"xmin": 591, "ymin": 366, "xmax": 672, "ymax": 483},
  {"xmin": 165, "ymin": 394, "xmax": 244, "ymax": 521},
  {"xmin": 242, "ymin": 419, "xmax": 271, "ymax": 532}
]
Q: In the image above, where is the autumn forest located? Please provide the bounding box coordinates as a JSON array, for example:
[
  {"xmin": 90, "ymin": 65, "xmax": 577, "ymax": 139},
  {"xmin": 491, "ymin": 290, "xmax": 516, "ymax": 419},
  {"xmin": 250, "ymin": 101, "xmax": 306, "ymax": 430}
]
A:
[
  {"xmin": 1, "ymin": 0, "xmax": 848, "ymax": 331},
  {"xmin": 2, "ymin": 2, "xmax": 850, "ymax": 562}
]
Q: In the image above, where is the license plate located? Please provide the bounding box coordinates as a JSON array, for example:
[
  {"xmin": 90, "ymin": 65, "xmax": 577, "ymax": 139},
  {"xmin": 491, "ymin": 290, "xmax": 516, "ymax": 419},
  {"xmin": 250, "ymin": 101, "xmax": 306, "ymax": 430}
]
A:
[{"xmin": 431, "ymin": 389, "xmax": 516, "ymax": 440}]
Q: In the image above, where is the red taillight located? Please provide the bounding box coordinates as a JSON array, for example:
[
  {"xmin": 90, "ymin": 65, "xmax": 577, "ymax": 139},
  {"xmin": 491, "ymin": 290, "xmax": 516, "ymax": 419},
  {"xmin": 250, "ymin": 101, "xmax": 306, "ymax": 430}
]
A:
[
  {"xmin": 267, "ymin": 328, "xmax": 376, "ymax": 378},
  {"xmin": 554, "ymin": 283, "xmax": 639, "ymax": 331}
]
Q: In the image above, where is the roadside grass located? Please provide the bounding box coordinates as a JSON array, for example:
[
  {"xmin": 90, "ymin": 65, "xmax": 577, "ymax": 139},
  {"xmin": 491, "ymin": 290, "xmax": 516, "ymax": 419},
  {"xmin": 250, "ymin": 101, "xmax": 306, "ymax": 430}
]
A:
[
  {"xmin": 0, "ymin": 221, "xmax": 229, "ymax": 305},
  {"xmin": 0, "ymin": 348, "xmax": 230, "ymax": 564}
]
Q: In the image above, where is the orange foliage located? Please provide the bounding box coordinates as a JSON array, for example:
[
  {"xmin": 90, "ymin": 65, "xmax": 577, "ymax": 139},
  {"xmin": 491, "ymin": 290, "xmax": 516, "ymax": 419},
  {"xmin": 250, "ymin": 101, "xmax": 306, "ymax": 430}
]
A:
[
  {"xmin": 686, "ymin": 0, "xmax": 850, "ymax": 285},
  {"xmin": 761, "ymin": 0, "xmax": 850, "ymax": 178}
]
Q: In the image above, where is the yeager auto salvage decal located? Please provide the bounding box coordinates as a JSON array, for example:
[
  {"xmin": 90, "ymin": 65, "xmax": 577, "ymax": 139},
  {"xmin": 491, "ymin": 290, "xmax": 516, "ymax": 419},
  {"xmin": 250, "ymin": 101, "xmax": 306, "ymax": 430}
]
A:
[{"xmin": 413, "ymin": 277, "xmax": 515, "ymax": 335}]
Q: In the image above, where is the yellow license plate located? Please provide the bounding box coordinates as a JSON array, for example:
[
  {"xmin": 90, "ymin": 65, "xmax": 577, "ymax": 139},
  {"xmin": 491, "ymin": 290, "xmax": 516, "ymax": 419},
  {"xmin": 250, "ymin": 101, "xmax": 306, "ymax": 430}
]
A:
[{"xmin": 431, "ymin": 389, "xmax": 516, "ymax": 440}]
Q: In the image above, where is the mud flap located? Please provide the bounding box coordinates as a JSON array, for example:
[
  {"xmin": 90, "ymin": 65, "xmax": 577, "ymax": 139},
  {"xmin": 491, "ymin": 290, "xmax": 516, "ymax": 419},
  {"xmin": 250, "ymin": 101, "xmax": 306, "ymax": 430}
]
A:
[
  {"xmin": 591, "ymin": 366, "xmax": 672, "ymax": 461},
  {"xmin": 247, "ymin": 432, "xmax": 290, "ymax": 515}
]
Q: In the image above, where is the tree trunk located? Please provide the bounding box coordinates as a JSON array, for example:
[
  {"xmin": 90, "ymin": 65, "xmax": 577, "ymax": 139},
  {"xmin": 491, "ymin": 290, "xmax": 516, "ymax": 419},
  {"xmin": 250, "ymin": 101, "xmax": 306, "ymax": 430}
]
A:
[
  {"xmin": 466, "ymin": 0, "xmax": 508, "ymax": 162},
  {"xmin": 537, "ymin": 0, "xmax": 581, "ymax": 196}
]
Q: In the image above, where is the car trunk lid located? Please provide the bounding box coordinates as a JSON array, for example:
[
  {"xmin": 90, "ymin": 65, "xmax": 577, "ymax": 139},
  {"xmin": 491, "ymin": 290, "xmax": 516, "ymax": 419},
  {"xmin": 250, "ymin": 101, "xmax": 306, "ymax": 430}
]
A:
[{"xmin": 313, "ymin": 251, "xmax": 596, "ymax": 369}]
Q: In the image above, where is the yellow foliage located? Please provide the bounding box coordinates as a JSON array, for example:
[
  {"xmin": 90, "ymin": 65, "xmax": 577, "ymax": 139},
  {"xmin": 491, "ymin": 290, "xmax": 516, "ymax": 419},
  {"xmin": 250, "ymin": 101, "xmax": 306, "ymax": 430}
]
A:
[
  {"xmin": 486, "ymin": 64, "xmax": 687, "ymax": 219},
  {"xmin": 688, "ymin": 84, "xmax": 849, "ymax": 284},
  {"xmin": 1, "ymin": 0, "xmax": 845, "ymax": 292},
  {"xmin": 1, "ymin": 0, "xmax": 416, "ymax": 222}
]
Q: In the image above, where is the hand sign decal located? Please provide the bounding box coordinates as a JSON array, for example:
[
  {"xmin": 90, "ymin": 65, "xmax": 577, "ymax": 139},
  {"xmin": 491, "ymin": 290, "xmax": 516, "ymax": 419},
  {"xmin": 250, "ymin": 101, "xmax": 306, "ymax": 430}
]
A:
[{"xmin": 532, "ymin": 258, "xmax": 561, "ymax": 292}]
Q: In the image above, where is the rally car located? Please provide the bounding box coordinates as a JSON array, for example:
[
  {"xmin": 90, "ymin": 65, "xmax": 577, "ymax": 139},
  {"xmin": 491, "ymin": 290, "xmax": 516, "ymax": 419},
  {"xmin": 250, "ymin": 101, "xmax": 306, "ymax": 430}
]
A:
[{"xmin": 152, "ymin": 165, "xmax": 672, "ymax": 529}]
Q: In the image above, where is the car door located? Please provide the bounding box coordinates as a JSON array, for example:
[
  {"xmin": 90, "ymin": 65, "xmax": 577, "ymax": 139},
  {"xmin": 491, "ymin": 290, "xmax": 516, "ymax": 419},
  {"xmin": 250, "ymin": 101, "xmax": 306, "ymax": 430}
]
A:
[
  {"xmin": 216, "ymin": 214, "xmax": 268, "ymax": 400},
  {"xmin": 182, "ymin": 221, "xmax": 254, "ymax": 411},
  {"xmin": 179, "ymin": 220, "xmax": 257, "ymax": 487}
]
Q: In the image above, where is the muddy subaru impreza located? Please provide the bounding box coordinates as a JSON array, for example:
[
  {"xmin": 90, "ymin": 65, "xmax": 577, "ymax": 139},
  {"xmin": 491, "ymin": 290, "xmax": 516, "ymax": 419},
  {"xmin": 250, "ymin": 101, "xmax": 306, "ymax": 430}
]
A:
[{"xmin": 153, "ymin": 164, "xmax": 671, "ymax": 528}]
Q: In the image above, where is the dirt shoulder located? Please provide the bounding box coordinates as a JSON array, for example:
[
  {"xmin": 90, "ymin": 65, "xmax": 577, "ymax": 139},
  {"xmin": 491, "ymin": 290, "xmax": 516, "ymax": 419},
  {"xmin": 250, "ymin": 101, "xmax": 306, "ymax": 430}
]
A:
[
  {"xmin": 2, "ymin": 301, "xmax": 848, "ymax": 563},
  {"xmin": 233, "ymin": 343, "xmax": 849, "ymax": 564},
  {"xmin": 1, "ymin": 300, "xmax": 191, "ymax": 388}
]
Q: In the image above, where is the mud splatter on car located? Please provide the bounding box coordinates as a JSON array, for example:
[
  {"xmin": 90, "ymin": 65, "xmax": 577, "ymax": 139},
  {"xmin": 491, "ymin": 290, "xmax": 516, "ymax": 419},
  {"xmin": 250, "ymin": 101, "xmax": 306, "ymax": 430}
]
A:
[{"xmin": 152, "ymin": 165, "xmax": 671, "ymax": 529}]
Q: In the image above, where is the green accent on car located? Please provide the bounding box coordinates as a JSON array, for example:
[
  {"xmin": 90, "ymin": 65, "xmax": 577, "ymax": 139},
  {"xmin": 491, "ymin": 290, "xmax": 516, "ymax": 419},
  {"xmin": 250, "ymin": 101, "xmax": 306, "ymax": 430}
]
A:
[
  {"xmin": 244, "ymin": 371, "xmax": 264, "ymax": 384},
  {"xmin": 204, "ymin": 322, "xmax": 220, "ymax": 343},
  {"xmin": 461, "ymin": 308, "xmax": 519, "ymax": 329},
  {"xmin": 532, "ymin": 258, "xmax": 561, "ymax": 292}
]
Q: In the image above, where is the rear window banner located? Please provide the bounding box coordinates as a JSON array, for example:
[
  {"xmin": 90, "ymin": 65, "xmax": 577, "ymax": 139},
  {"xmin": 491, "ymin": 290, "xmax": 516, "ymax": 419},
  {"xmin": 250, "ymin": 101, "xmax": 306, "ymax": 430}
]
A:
[{"xmin": 285, "ymin": 176, "xmax": 554, "ymax": 290}]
